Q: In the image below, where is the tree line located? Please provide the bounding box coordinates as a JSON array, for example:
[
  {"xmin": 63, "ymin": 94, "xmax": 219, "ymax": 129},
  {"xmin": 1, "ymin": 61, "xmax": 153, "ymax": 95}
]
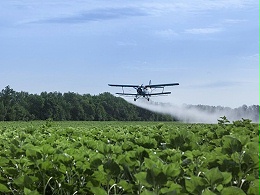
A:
[{"xmin": 0, "ymin": 86, "xmax": 174, "ymax": 121}]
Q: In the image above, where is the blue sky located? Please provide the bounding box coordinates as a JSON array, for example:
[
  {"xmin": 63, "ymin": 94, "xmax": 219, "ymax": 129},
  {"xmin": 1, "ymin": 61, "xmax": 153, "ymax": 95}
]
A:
[{"xmin": 0, "ymin": 0, "xmax": 258, "ymax": 108}]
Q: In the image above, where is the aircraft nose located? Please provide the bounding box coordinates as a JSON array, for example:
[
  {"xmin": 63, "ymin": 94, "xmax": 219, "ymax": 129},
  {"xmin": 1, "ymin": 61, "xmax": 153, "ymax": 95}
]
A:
[{"xmin": 137, "ymin": 87, "xmax": 142, "ymax": 94}]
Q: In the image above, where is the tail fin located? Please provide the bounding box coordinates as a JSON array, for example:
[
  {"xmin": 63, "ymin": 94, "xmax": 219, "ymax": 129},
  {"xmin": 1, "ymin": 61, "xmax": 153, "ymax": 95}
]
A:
[{"xmin": 149, "ymin": 80, "xmax": 151, "ymax": 85}]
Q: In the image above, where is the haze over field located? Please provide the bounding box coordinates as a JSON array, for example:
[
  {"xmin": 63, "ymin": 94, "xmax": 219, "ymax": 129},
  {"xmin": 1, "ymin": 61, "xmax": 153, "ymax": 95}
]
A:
[
  {"xmin": 131, "ymin": 99, "xmax": 259, "ymax": 123},
  {"xmin": 0, "ymin": 0, "xmax": 258, "ymax": 108}
]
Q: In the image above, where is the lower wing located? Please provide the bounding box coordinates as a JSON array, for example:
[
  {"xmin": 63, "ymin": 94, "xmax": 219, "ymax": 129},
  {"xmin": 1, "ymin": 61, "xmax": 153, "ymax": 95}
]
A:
[{"xmin": 115, "ymin": 92, "xmax": 171, "ymax": 96}]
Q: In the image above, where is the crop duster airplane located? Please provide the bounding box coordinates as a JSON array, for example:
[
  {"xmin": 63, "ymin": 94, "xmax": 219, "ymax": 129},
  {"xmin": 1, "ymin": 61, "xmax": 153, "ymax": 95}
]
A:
[{"xmin": 108, "ymin": 80, "xmax": 179, "ymax": 101}]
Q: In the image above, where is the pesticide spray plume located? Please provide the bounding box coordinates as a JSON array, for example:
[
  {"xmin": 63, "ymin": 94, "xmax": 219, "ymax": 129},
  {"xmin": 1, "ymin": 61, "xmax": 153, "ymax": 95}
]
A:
[{"xmin": 128, "ymin": 99, "xmax": 259, "ymax": 124}]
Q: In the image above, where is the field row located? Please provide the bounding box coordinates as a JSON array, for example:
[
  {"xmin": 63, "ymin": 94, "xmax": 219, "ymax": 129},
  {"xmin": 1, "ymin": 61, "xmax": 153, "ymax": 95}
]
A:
[{"xmin": 0, "ymin": 119, "xmax": 259, "ymax": 194}]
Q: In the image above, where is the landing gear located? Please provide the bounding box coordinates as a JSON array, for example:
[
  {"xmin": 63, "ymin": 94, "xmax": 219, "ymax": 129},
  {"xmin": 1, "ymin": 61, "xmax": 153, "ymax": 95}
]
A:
[{"xmin": 134, "ymin": 96, "xmax": 150, "ymax": 101}]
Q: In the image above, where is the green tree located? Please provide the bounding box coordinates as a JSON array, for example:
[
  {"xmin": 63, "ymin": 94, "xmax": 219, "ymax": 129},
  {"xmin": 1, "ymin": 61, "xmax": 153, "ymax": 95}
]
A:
[
  {"xmin": 0, "ymin": 101, "xmax": 4, "ymax": 121},
  {"xmin": 1, "ymin": 86, "xmax": 15, "ymax": 120}
]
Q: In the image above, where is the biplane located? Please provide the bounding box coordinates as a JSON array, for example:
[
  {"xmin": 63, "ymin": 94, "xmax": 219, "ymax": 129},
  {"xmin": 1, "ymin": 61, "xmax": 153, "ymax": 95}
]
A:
[{"xmin": 108, "ymin": 80, "xmax": 179, "ymax": 101}]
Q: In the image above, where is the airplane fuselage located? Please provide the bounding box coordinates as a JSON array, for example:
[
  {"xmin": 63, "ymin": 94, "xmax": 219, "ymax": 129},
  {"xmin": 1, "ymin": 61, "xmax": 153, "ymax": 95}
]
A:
[{"xmin": 136, "ymin": 86, "xmax": 151, "ymax": 97}]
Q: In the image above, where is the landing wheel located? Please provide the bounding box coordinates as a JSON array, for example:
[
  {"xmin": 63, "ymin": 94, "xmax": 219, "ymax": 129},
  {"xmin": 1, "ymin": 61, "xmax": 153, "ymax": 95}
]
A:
[
  {"xmin": 147, "ymin": 98, "xmax": 150, "ymax": 101},
  {"xmin": 134, "ymin": 98, "xmax": 136, "ymax": 101}
]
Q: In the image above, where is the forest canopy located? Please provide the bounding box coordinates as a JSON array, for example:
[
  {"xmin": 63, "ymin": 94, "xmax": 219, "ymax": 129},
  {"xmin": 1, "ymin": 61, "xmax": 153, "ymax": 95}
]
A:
[
  {"xmin": 0, "ymin": 86, "xmax": 174, "ymax": 121},
  {"xmin": 0, "ymin": 86, "xmax": 258, "ymax": 122}
]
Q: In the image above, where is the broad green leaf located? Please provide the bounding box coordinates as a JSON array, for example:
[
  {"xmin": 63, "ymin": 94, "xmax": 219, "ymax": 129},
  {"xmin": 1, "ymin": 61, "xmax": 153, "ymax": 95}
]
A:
[
  {"xmin": 41, "ymin": 144, "xmax": 55, "ymax": 155},
  {"xmin": 160, "ymin": 187, "xmax": 178, "ymax": 195},
  {"xmin": 57, "ymin": 153, "xmax": 73, "ymax": 165},
  {"xmin": 90, "ymin": 187, "xmax": 107, "ymax": 195},
  {"xmin": 40, "ymin": 160, "xmax": 52, "ymax": 170},
  {"xmin": 92, "ymin": 169, "xmax": 107, "ymax": 184},
  {"xmin": 216, "ymin": 184, "xmax": 223, "ymax": 192},
  {"xmin": 185, "ymin": 176, "xmax": 206, "ymax": 194},
  {"xmin": 184, "ymin": 150, "xmax": 194, "ymax": 159},
  {"xmin": 220, "ymin": 187, "xmax": 246, "ymax": 195},
  {"xmin": 245, "ymin": 174, "xmax": 256, "ymax": 182},
  {"xmin": 121, "ymin": 141, "xmax": 134, "ymax": 151},
  {"xmin": 164, "ymin": 163, "xmax": 181, "ymax": 177},
  {"xmin": 221, "ymin": 172, "xmax": 232, "ymax": 185},
  {"xmin": 4, "ymin": 167, "xmax": 19, "ymax": 176},
  {"xmin": 103, "ymin": 159, "xmax": 121, "ymax": 176},
  {"xmin": 11, "ymin": 139, "xmax": 20, "ymax": 147},
  {"xmin": 135, "ymin": 172, "xmax": 151, "ymax": 187},
  {"xmin": 160, "ymin": 187, "xmax": 173, "ymax": 194},
  {"xmin": 76, "ymin": 161, "xmax": 92, "ymax": 175},
  {"xmin": 90, "ymin": 158, "xmax": 102, "ymax": 169},
  {"xmin": 58, "ymin": 163, "xmax": 67, "ymax": 174},
  {"xmin": 26, "ymin": 148, "xmax": 42, "ymax": 160},
  {"xmin": 146, "ymin": 169, "xmax": 167, "ymax": 186},
  {"xmin": 14, "ymin": 175, "xmax": 33, "ymax": 189},
  {"xmin": 243, "ymin": 151, "xmax": 259, "ymax": 169},
  {"xmin": 0, "ymin": 176, "xmax": 6, "ymax": 182},
  {"xmin": 136, "ymin": 147, "xmax": 149, "ymax": 163},
  {"xmin": 118, "ymin": 179, "xmax": 133, "ymax": 192},
  {"xmin": 118, "ymin": 153, "xmax": 138, "ymax": 167},
  {"xmin": 165, "ymin": 181, "xmax": 182, "ymax": 192},
  {"xmin": 222, "ymin": 136, "xmax": 242, "ymax": 154},
  {"xmin": 112, "ymin": 145, "xmax": 123, "ymax": 154},
  {"xmin": 247, "ymin": 179, "xmax": 259, "ymax": 195},
  {"xmin": 140, "ymin": 190, "xmax": 157, "ymax": 195},
  {"xmin": 144, "ymin": 158, "xmax": 156, "ymax": 169},
  {"xmin": 24, "ymin": 175, "xmax": 34, "ymax": 189},
  {"xmin": 202, "ymin": 189, "xmax": 217, "ymax": 195},
  {"xmin": 156, "ymin": 172, "xmax": 167, "ymax": 186},
  {"xmin": 97, "ymin": 142, "xmax": 112, "ymax": 154},
  {"xmin": 144, "ymin": 158, "xmax": 162, "ymax": 176},
  {"xmin": 245, "ymin": 142, "xmax": 258, "ymax": 152},
  {"xmin": 204, "ymin": 167, "xmax": 223, "ymax": 186},
  {"xmin": 0, "ymin": 157, "xmax": 9, "ymax": 166},
  {"xmin": 169, "ymin": 152, "xmax": 182, "ymax": 163},
  {"xmin": 24, "ymin": 188, "xmax": 40, "ymax": 195},
  {"xmin": 146, "ymin": 169, "xmax": 156, "ymax": 186},
  {"xmin": 0, "ymin": 183, "xmax": 10, "ymax": 192},
  {"xmin": 122, "ymin": 165, "xmax": 135, "ymax": 183}
]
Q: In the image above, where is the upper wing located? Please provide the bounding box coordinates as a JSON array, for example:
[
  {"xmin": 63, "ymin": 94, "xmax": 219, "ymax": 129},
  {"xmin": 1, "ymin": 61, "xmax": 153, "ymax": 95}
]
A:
[
  {"xmin": 145, "ymin": 83, "xmax": 179, "ymax": 88},
  {"xmin": 149, "ymin": 92, "xmax": 171, "ymax": 96},
  {"xmin": 108, "ymin": 84, "xmax": 139, "ymax": 88},
  {"xmin": 116, "ymin": 93, "xmax": 137, "ymax": 96}
]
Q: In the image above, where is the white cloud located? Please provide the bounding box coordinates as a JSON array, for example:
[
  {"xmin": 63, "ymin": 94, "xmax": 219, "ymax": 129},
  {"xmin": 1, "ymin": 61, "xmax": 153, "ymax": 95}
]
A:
[
  {"xmin": 141, "ymin": 0, "xmax": 258, "ymax": 15},
  {"xmin": 223, "ymin": 19, "xmax": 247, "ymax": 24},
  {"xmin": 237, "ymin": 54, "xmax": 259, "ymax": 69},
  {"xmin": 185, "ymin": 27, "xmax": 223, "ymax": 34},
  {"xmin": 155, "ymin": 29, "xmax": 178, "ymax": 38},
  {"xmin": 117, "ymin": 41, "xmax": 137, "ymax": 46},
  {"xmin": 243, "ymin": 53, "xmax": 259, "ymax": 61}
]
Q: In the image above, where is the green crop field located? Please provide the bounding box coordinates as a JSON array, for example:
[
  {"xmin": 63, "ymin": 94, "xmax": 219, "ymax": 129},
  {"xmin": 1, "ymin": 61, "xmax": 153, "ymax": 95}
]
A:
[{"xmin": 0, "ymin": 119, "xmax": 259, "ymax": 195}]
